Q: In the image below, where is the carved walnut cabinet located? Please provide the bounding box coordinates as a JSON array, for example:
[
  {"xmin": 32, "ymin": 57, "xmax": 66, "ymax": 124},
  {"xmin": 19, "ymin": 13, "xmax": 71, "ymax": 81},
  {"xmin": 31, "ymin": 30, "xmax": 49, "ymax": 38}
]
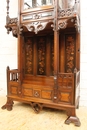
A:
[{"xmin": 2, "ymin": 0, "xmax": 81, "ymax": 126}]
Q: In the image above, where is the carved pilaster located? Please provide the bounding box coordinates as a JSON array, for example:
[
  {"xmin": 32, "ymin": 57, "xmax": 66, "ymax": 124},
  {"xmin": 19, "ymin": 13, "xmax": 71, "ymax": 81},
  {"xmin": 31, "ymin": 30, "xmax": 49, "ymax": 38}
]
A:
[{"xmin": 74, "ymin": 15, "xmax": 80, "ymax": 33}]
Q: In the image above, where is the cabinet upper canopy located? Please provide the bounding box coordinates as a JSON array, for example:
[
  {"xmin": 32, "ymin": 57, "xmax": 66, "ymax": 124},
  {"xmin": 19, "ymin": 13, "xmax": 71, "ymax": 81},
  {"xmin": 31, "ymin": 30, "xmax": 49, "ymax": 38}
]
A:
[
  {"xmin": 23, "ymin": 0, "xmax": 76, "ymax": 10},
  {"xmin": 5, "ymin": 0, "xmax": 80, "ymax": 36}
]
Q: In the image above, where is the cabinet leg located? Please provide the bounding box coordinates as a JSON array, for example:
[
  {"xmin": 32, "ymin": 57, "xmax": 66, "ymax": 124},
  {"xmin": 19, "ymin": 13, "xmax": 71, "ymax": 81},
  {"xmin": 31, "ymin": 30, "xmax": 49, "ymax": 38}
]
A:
[
  {"xmin": 65, "ymin": 116, "xmax": 81, "ymax": 126},
  {"xmin": 1, "ymin": 97, "xmax": 14, "ymax": 111},
  {"xmin": 65, "ymin": 108, "xmax": 81, "ymax": 126},
  {"xmin": 31, "ymin": 102, "xmax": 43, "ymax": 114}
]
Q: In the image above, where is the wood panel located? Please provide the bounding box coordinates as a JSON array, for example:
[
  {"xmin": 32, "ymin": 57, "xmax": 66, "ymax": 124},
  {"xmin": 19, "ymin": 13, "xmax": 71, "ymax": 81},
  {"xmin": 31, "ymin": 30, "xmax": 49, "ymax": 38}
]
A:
[{"xmin": 24, "ymin": 35, "xmax": 54, "ymax": 76}]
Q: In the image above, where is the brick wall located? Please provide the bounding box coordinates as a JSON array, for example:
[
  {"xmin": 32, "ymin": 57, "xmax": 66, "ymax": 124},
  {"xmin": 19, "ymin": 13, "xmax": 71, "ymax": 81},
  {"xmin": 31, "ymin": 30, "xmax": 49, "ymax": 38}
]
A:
[{"xmin": 0, "ymin": 1, "xmax": 87, "ymax": 106}]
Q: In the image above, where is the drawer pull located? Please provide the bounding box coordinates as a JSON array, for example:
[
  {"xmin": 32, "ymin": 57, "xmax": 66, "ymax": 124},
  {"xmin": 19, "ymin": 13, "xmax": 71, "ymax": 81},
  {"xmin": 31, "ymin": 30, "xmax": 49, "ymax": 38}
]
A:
[
  {"xmin": 34, "ymin": 92, "xmax": 39, "ymax": 97},
  {"xmin": 19, "ymin": 91, "xmax": 21, "ymax": 94}
]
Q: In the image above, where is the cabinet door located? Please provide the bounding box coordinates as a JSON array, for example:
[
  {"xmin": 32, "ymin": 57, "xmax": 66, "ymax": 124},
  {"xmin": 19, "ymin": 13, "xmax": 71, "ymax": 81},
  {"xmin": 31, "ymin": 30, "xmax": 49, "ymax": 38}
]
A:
[
  {"xmin": 23, "ymin": 0, "xmax": 53, "ymax": 10},
  {"xmin": 24, "ymin": 34, "xmax": 54, "ymax": 76},
  {"xmin": 59, "ymin": 32, "xmax": 76, "ymax": 73}
]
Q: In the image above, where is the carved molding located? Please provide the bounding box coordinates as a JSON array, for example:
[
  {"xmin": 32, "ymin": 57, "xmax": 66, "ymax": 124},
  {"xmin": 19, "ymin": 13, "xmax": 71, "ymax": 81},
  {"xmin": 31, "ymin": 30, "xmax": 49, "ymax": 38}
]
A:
[
  {"xmin": 24, "ymin": 22, "xmax": 49, "ymax": 34},
  {"xmin": 58, "ymin": 7, "xmax": 74, "ymax": 18}
]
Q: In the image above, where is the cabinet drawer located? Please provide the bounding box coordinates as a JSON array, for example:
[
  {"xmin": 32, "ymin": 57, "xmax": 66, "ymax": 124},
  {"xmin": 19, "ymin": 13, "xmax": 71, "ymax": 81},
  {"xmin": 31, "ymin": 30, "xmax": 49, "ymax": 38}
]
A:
[
  {"xmin": 41, "ymin": 90, "xmax": 52, "ymax": 100},
  {"xmin": 10, "ymin": 85, "xmax": 18, "ymax": 95},
  {"xmin": 23, "ymin": 88, "xmax": 33, "ymax": 97},
  {"xmin": 58, "ymin": 90, "xmax": 73, "ymax": 104},
  {"xmin": 22, "ymin": 85, "xmax": 53, "ymax": 100}
]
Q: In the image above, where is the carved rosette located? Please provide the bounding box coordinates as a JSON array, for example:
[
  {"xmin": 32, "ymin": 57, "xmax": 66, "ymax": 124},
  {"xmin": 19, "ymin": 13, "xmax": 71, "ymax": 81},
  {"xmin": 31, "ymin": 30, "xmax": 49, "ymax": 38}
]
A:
[{"xmin": 58, "ymin": 19, "xmax": 68, "ymax": 30}]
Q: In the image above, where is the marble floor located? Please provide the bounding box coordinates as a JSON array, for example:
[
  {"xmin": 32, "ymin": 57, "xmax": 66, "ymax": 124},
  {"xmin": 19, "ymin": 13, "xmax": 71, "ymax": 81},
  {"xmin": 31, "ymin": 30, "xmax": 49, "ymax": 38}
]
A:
[{"xmin": 0, "ymin": 96, "xmax": 87, "ymax": 130}]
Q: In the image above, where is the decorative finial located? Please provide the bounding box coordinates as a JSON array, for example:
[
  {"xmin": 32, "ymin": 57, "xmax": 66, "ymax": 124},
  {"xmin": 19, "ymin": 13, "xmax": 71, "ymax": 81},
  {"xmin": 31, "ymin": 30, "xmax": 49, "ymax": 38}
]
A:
[
  {"xmin": 7, "ymin": 0, "xmax": 9, "ymax": 17},
  {"xmin": 6, "ymin": 0, "xmax": 10, "ymax": 34}
]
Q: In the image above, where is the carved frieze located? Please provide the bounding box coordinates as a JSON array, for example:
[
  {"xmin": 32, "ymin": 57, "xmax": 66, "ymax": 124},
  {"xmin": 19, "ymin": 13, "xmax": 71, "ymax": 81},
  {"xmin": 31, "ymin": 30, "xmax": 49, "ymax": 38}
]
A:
[{"xmin": 58, "ymin": 7, "xmax": 74, "ymax": 18}]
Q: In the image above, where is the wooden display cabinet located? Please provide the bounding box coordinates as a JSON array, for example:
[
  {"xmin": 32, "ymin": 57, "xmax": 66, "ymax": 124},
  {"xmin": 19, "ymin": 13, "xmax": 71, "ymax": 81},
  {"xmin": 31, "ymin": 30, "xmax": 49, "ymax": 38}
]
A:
[{"xmin": 2, "ymin": 0, "xmax": 81, "ymax": 126}]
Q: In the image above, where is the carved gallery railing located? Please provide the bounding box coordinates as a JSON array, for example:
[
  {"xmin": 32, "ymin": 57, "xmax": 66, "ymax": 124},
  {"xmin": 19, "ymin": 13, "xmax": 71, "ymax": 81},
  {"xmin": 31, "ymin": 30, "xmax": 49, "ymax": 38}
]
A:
[{"xmin": 7, "ymin": 67, "xmax": 19, "ymax": 82}]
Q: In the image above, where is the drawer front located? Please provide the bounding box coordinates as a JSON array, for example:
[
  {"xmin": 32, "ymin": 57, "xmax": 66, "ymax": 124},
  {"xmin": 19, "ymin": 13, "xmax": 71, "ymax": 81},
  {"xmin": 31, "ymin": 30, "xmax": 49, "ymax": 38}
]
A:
[
  {"xmin": 22, "ymin": 86, "xmax": 53, "ymax": 100},
  {"xmin": 23, "ymin": 88, "xmax": 33, "ymax": 97},
  {"xmin": 10, "ymin": 86, "xmax": 18, "ymax": 95},
  {"xmin": 58, "ymin": 90, "xmax": 73, "ymax": 104},
  {"xmin": 41, "ymin": 90, "xmax": 52, "ymax": 100}
]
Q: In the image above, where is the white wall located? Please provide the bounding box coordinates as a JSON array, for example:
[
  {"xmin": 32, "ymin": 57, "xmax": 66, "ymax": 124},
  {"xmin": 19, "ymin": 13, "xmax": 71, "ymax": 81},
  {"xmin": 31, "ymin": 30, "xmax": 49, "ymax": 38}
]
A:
[
  {"xmin": 0, "ymin": 1, "xmax": 87, "ymax": 106},
  {"xmin": 0, "ymin": 1, "xmax": 18, "ymax": 95},
  {"xmin": 80, "ymin": 0, "xmax": 87, "ymax": 106}
]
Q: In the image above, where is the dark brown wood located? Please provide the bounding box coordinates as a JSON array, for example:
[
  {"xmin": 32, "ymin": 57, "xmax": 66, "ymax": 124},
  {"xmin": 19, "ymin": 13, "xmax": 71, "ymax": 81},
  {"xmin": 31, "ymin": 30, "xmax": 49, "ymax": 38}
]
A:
[{"xmin": 2, "ymin": 0, "xmax": 81, "ymax": 127}]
